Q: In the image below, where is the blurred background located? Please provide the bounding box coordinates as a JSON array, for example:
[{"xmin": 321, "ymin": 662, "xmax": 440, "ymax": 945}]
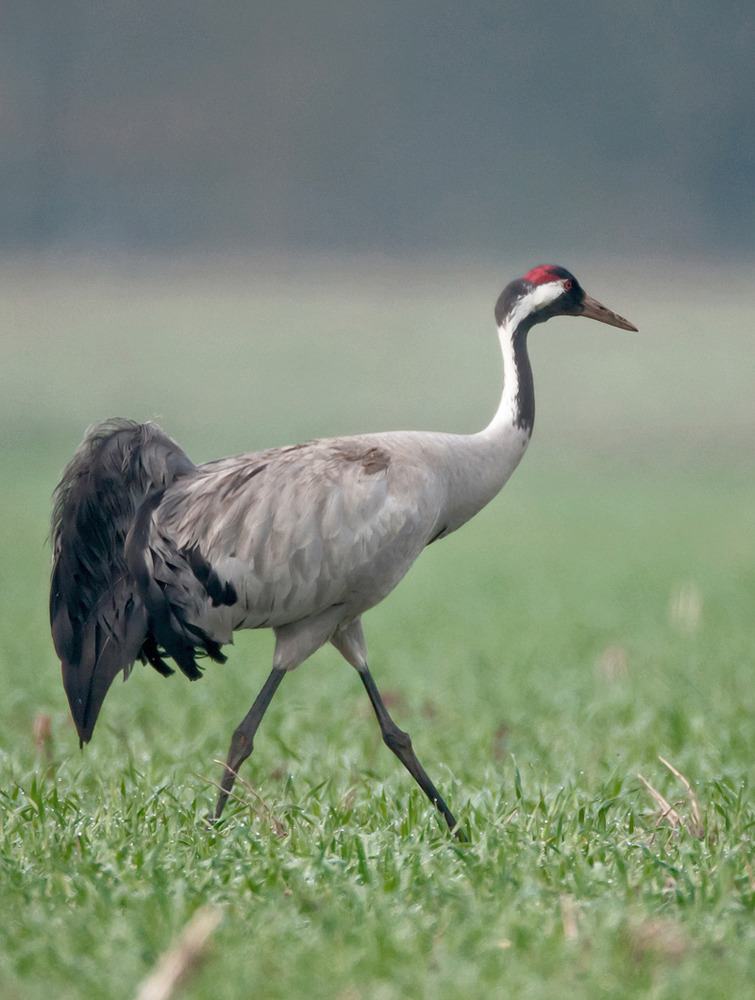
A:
[
  {"xmin": 0, "ymin": 1, "xmax": 753, "ymax": 756},
  {"xmin": 2, "ymin": 0, "xmax": 754, "ymax": 258},
  {"xmin": 1, "ymin": 0, "xmax": 754, "ymax": 453},
  {"xmin": 2, "ymin": 8, "xmax": 755, "ymax": 996}
]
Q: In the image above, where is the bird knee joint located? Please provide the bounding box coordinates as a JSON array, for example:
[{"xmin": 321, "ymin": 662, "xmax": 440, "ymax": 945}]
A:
[
  {"xmin": 384, "ymin": 728, "xmax": 411, "ymax": 754},
  {"xmin": 231, "ymin": 730, "xmax": 252, "ymax": 755}
]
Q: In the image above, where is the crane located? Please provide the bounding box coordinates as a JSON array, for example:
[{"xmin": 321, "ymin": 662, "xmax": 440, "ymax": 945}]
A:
[{"xmin": 50, "ymin": 265, "xmax": 636, "ymax": 839}]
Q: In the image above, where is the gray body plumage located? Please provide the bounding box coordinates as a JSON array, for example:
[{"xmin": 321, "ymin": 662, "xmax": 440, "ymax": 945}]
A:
[
  {"xmin": 51, "ymin": 267, "xmax": 636, "ymax": 834},
  {"xmin": 146, "ymin": 426, "xmax": 527, "ymax": 670}
]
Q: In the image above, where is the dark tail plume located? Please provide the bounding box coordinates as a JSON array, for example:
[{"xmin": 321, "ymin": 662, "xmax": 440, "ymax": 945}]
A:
[{"xmin": 50, "ymin": 420, "xmax": 195, "ymax": 743}]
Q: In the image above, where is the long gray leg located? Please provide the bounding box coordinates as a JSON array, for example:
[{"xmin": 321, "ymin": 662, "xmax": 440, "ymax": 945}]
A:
[
  {"xmin": 358, "ymin": 664, "xmax": 466, "ymax": 841},
  {"xmin": 214, "ymin": 666, "xmax": 286, "ymax": 820}
]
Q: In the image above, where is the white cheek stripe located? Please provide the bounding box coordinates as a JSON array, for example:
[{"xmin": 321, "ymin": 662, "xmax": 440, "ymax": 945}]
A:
[
  {"xmin": 504, "ymin": 282, "xmax": 564, "ymax": 336},
  {"xmin": 528, "ymin": 282, "xmax": 564, "ymax": 310}
]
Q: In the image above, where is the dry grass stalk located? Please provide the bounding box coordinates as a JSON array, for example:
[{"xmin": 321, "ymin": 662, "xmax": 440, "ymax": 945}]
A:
[
  {"xmin": 134, "ymin": 905, "xmax": 223, "ymax": 1000},
  {"xmin": 596, "ymin": 645, "xmax": 628, "ymax": 681},
  {"xmin": 637, "ymin": 758, "xmax": 705, "ymax": 839},
  {"xmin": 503, "ymin": 807, "xmax": 519, "ymax": 827},
  {"xmin": 659, "ymin": 756, "xmax": 704, "ymax": 838},
  {"xmin": 669, "ymin": 580, "xmax": 702, "ymax": 633},
  {"xmin": 209, "ymin": 761, "xmax": 288, "ymax": 837},
  {"xmin": 636, "ymin": 773, "xmax": 682, "ymax": 829},
  {"xmin": 492, "ymin": 721, "xmax": 510, "ymax": 760},
  {"xmin": 199, "ymin": 777, "xmax": 254, "ymax": 821},
  {"xmin": 560, "ymin": 895, "xmax": 578, "ymax": 942},
  {"xmin": 33, "ymin": 713, "xmax": 53, "ymax": 758},
  {"xmin": 341, "ymin": 786, "xmax": 358, "ymax": 813}
]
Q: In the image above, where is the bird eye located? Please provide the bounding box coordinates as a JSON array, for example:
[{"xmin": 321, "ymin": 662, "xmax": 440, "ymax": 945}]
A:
[{"xmin": 563, "ymin": 279, "xmax": 572, "ymax": 291}]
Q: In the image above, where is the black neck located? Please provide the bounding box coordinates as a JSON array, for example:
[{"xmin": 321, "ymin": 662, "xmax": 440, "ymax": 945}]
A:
[{"xmin": 512, "ymin": 325, "xmax": 535, "ymax": 432}]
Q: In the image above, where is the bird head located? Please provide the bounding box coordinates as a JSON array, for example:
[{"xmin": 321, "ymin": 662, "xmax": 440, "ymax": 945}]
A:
[{"xmin": 495, "ymin": 265, "xmax": 638, "ymax": 334}]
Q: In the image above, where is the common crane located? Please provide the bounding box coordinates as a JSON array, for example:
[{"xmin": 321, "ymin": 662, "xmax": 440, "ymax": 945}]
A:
[{"xmin": 50, "ymin": 266, "xmax": 636, "ymax": 838}]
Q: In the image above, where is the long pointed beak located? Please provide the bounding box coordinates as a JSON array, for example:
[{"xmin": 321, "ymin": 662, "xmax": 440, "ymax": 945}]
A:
[{"xmin": 580, "ymin": 293, "xmax": 638, "ymax": 331}]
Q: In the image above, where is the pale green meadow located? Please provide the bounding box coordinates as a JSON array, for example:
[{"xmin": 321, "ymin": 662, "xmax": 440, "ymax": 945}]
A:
[{"xmin": 1, "ymin": 256, "xmax": 753, "ymax": 999}]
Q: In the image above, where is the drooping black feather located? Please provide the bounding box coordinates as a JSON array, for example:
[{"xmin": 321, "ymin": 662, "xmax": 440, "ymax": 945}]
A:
[
  {"xmin": 185, "ymin": 545, "xmax": 238, "ymax": 607},
  {"xmin": 124, "ymin": 489, "xmax": 222, "ymax": 681},
  {"xmin": 50, "ymin": 420, "xmax": 195, "ymax": 743}
]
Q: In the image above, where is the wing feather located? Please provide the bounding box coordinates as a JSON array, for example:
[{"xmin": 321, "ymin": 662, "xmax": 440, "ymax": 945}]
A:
[{"xmin": 146, "ymin": 435, "xmax": 442, "ymax": 639}]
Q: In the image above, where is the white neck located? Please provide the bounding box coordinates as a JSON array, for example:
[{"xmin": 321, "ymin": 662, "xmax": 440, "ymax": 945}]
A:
[
  {"xmin": 480, "ymin": 279, "xmax": 563, "ymax": 439},
  {"xmin": 481, "ymin": 322, "xmax": 533, "ymax": 439},
  {"xmin": 436, "ymin": 315, "xmax": 534, "ymax": 535}
]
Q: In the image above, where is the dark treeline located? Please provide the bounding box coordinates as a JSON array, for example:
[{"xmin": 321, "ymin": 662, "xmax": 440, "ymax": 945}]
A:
[{"xmin": 3, "ymin": 0, "xmax": 754, "ymax": 257}]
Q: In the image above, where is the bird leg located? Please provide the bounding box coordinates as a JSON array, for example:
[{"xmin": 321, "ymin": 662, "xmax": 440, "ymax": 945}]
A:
[
  {"xmin": 357, "ymin": 664, "xmax": 466, "ymax": 841},
  {"xmin": 213, "ymin": 666, "xmax": 286, "ymax": 820}
]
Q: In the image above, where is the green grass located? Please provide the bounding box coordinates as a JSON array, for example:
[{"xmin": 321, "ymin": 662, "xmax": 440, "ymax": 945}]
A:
[{"xmin": 1, "ymin": 256, "xmax": 754, "ymax": 998}]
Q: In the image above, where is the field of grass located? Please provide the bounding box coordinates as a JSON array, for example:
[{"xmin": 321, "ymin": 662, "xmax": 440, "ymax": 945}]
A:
[{"xmin": 1, "ymin": 255, "xmax": 754, "ymax": 999}]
